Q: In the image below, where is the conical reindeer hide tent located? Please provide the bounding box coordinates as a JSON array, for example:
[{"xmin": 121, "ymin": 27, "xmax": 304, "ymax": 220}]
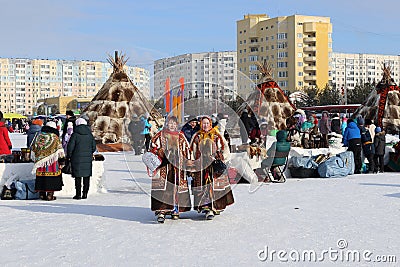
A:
[
  {"xmin": 352, "ymin": 64, "xmax": 400, "ymax": 133},
  {"xmin": 82, "ymin": 52, "xmax": 163, "ymax": 148},
  {"xmin": 238, "ymin": 61, "xmax": 296, "ymax": 130}
]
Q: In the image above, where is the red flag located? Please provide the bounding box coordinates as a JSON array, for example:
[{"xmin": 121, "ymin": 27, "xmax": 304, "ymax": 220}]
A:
[
  {"xmin": 165, "ymin": 77, "xmax": 171, "ymax": 113},
  {"xmin": 178, "ymin": 77, "xmax": 185, "ymax": 122}
]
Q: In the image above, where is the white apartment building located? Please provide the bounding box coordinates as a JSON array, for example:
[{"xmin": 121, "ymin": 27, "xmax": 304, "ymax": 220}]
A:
[
  {"xmin": 153, "ymin": 51, "xmax": 237, "ymax": 102},
  {"xmin": 331, "ymin": 52, "xmax": 400, "ymax": 90},
  {"xmin": 0, "ymin": 58, "xmax": 150, "ymax": 115}
]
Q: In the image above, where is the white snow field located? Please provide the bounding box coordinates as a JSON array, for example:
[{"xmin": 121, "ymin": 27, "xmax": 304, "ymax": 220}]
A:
[{"xmin": 0, "ymin": 133, "xmax": 399, "ymax": 266}]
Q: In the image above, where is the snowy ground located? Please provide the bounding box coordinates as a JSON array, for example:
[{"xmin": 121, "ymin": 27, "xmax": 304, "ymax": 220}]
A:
[{"xmin": 0, "ymin": 134, "xmax": 399, "ymax": 266}]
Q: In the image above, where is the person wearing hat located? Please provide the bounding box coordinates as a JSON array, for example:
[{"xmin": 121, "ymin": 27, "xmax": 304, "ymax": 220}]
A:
[
  {"xmin": 31, "ymin": 121, "xmax": 65, "ymax": 201},
  {"xmin": 181, "ymin": 115, "xmax": 199, "ymax": 143},
  {"xmin": 26, "ymin": 119, "xmax": 43, "ymax": 148},
  {"xmin": 189, "ymin": 116, "xmax": 234, "ymax": 220},
  {"xmin": 67, "ymin": 118, "xmax": 97, "ymax": 200},
  {"xmin": 128, "ymin": 114, "xmax": 145, "ymax": 155},
  {"xmin": 373, "ymin": 127, "xmax": 386, "ymax": 173},
  {"xmin": 62, "ymin": 110, "xmax": 76, "ymax": 145},
  {"xmin": 150, "ymin": 115, "xmax": 192, "ymax": 223}
]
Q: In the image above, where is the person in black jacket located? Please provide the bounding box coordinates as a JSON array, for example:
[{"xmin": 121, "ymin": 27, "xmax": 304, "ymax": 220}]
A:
[
  {"xmin": 180, "ymin": 116, "xmax": 199, "ymax": 143},
  {"xmin": 373, "ymin": 127, "xmax": 386, "ymax": 173},
  {"xmin": 67, "ymin": 118, "xmax": 97, "ymax": 200},
  {"xmin": 239, "ymin": 108, "xmax": 251, "ymax": 144},
  {"xmin": 128, "ymin": 114, "xmax": 145, "ymax": 155},
  {"xmin": 62, "ymin": 110, "xmax": 76, "ymax": 145},
  {"xmin": 359, "ymin": 118, "xmax": 375, "ymax": 173},
  {"xmin": 331, "ymin": 113, "xmax": 341, "ymax": 134}
]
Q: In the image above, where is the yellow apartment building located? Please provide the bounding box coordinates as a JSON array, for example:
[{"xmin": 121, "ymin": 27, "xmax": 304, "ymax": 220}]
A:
[{"xmin": 237, "ymin": 14, "xmax": 332, "ymax": 97}]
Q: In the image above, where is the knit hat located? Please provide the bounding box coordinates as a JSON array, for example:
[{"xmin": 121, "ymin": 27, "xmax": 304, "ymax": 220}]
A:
[
  {"xmin": 375, "ymin": 127, "xmax": 382, "ymax": 133},
  {"xmin": 75, "ymin": 118, "xmax": 87, "ymax": 126},
  {"xmin": 32, "ymin": 119, "xmax": 43, "ymax": 126},
  {"xmin": 187, "ymin": 115, "xmax": 197, "ymax": 123},
  {"xmin": 46, "ymin": 121, "xmax": 57, "ymax": 129},
  {"xmin": 357, "ymin": 117, "xmax": 365, "ymax": 126}
]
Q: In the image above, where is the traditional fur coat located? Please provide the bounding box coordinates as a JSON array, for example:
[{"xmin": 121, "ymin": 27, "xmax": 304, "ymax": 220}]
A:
[
  {"xmin": 150, "ymin": 129, "xmax": 191, "ymax": 212},
  {"xmin": 190, "ymin": 124, "xmax": 234, "ymax": 212}
]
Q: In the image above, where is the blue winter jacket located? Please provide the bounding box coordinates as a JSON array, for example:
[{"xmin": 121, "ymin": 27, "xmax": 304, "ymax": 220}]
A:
[
  {"xmin": 343, "ymin": 121, "xmax": 361, "ymax": 146},
  {"xmin": 141, "ymin": 118, "xmax": 152, "ymax": 135}
]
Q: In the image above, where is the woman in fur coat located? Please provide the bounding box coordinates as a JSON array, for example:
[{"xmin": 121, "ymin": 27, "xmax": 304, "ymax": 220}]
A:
[
  {"xmin": 150, "ymin": 116, "xmax": 192, "ymax": 223},
  {"xmin": 189, "ymin": 116, "xmax": 234, "ymax": 220}
]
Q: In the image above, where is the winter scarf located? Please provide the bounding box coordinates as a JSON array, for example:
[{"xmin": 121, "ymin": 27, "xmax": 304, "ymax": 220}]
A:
[{"xmin": 31, "ymin": 132, "xmax": 64, "ymax": 172}]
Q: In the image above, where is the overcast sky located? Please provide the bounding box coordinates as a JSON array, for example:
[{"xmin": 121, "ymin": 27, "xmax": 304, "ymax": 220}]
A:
[{"xmin": 1, "ymin": 0, "xmax": 399, "ymax": 70}]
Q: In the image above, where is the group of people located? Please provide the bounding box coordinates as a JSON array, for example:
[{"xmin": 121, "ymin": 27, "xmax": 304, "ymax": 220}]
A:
[
  {"xmin": 343, "ymin": 117, "xmax": 386, "ymax": 174},
  {"xmin": 128, "ymin": 115, "xmax": 153, "ymax": 155},
  {"xmin": 288, "ymin": 110, "xmax": 387, "ymax": 174},
  {"xmin": 0, "ymin": 110, "xmax": 97, "ymax": 201},
  {"xmin": 148, "ymin": 115, "xmax": 234, "ymax": 223},
  {"xmin": 30, "ymin": 110, "xmax": 97, "ymax": 200}
]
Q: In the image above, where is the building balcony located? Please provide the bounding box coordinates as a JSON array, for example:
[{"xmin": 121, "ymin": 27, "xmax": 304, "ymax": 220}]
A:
[
  {"xmin": 304, "ymin": 66, "xmax": 317, "ymax": 71},
  {"xmin": 303, "ymin": 46, "xmax": 316, "ymax": 52},
  {"xmin": 303, "ymin": 37, "xmax": 316, "ymax": 43},
  {"xmin": 304, "ymin": 75, "xmax": 317, "ymax": 81},
  {"xmin": 249, "ymin": 43, "xmax": 260, "ymax": 48},
  {"xmin": 304, "ymin": 56, "xmax": 316, "ymax": 62}
]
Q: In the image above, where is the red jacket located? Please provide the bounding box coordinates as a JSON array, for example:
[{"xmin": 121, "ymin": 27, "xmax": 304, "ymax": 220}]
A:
[{"xmin": 0, "ymin": 121, "xmax": 12, "ymax": 155}]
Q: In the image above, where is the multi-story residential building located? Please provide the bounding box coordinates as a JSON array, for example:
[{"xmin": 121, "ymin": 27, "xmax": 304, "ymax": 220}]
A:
[
  {"xmin": 237, "ymin": 14, "xmax": 332, "ymax": 96},
  {"xmin": 153, "ymin": 51, "xmax": 237, "ymax": 102},
  {"xmin": 331, "ymin": 52, "xmax": 400, "ymax": 90},
  {"xmin": 0, "ymin": 58, "xmax": 150, "ymax": 115}
]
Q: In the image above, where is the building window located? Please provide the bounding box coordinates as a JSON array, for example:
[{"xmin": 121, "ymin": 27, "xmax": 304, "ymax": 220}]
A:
[
  {"xmin": 298, "ymin": 52, "xmax": 303, "ymax": 58},
  {"xmin": 298, "ymin": 72, "xmax": 303, "ymax": 76},
  {"xmin": 298, "ymin": 43, "xmax": 303, "ymax": 47},
  {"xmin": 249, "ymin": 65, "xmax": 258, "ymax": 71},
  {"xmin": 249, "ymin": 55, "xmax": 258, "ymax": 62},
  {"xmin": 278, "ymin": 71, "xmax": 288, "ymax": 78},
  {"xmin": 297, "ymin": 33, "xmax": 303, "ymax": 38},
  {"xmin": 277, "ymin": 42, "xmax": 287, "ymax": 49},
  {"xmin": 298, "ymin": 62, "xmax": 303, "ymax": 67},
  {"xmin": 277, "ymin": 62, "xmax": 288, "ymax": 68},
  {"xmin": 277, "ymin": 52, "xmax": 288, "ymax": 58},
  {"xmin": 278, "ymin": 81, "xmax": 288, "ymax": 87},
  {"xmin": 277, "ymin": 33, "xmax": 287, "ymax": 39}
]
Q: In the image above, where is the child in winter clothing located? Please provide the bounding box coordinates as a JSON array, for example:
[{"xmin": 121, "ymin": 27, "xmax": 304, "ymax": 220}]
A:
[
  {"xmin": 62, "ymin": 122, "xmax": 74, "ymax": 154},
  {"xmin": 359, "ymin": 118, "xmax": 375, "ymax": 173},
  {"xmin": 373, "ymin": 127, "xmax": 386, "ymax": 173}
]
